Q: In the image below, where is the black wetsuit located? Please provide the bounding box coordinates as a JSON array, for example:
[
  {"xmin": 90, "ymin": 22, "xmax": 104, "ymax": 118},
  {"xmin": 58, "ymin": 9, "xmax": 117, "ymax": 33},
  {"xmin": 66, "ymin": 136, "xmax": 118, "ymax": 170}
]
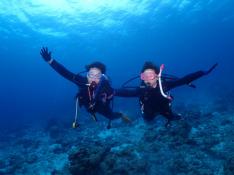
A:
[
  {"xmin": 50, "ymin": 60, "xmax": 123, "ymax": 121},
  {"xmin": 115, "ymin": 70, "xmax": 207, "ymax": 122}
]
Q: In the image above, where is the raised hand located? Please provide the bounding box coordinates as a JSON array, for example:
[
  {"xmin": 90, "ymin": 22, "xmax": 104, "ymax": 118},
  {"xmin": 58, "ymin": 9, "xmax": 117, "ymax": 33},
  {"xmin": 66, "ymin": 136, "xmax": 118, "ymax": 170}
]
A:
[
  {"xmin": 205, "ymin": 63, "xmax": 218, "ymax": 75},
  {"xmin": 40, "ymin": 47, "xmax": 52, "ymax": 62}
]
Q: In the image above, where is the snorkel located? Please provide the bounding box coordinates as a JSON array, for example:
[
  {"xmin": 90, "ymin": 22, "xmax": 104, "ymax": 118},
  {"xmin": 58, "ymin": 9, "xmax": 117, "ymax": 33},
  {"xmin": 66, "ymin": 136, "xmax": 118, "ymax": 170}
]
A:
[{"xmin": 158, "ymin": 64, "xmax": 172, "ymax": 100}]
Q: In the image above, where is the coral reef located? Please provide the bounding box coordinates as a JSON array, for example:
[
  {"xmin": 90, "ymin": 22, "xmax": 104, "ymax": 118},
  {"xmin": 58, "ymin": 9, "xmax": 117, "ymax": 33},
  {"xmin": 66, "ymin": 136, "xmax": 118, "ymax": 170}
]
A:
[{"xmin": 0, "ymin": 99, "xmax": 234, "ymax": 174}]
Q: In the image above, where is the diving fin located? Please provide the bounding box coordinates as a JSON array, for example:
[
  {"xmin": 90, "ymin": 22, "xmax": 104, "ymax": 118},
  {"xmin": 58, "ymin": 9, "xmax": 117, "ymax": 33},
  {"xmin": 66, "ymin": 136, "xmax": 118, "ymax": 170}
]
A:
[{"xmin": 121, "ymin": 115, "xmax": 132, "ymax": 123}]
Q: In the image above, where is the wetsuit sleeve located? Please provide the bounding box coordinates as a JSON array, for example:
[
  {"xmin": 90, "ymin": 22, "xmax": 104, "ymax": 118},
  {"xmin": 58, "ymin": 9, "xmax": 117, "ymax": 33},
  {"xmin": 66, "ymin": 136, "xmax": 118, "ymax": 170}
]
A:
[
  {"xmin": 101, "ymin": 80, "xmax": 114, "ymax": 96},
  {"xmin": 50, "ymin": 59, "xmax": 85, "ymax": 86},
  {"xmin": 165, "ymin": 71, "xmax": 206, "ymax": 91},
  {"xmin": 114, "ymin": 88, "xmax": 140, "ymax": 97}
]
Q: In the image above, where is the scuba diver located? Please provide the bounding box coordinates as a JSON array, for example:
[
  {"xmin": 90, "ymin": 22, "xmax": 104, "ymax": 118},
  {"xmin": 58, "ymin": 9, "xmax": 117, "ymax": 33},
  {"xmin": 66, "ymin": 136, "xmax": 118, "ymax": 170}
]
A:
[
  {"xmin": 115, "ymin": 61, "xmax": 218, "ymax": 127},
  {"xmin": 40, "ymin": 47, "xmax": 130, "ymax": 129}
]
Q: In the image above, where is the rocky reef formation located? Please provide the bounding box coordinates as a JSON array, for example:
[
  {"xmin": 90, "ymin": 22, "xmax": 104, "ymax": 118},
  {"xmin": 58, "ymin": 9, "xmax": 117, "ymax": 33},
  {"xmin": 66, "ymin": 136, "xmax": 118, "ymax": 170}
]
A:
[{"xmin": 0, "ymin": 96, "xmax": 234, "ymax": 174}]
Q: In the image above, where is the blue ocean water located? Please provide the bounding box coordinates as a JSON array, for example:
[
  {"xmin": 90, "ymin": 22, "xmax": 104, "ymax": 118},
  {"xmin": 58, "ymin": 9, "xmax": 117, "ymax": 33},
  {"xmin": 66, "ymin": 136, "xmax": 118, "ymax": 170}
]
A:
[
  {"xmin": 0, "ymin": 1, "xmax": 234, "ymax": 174},
  {"xmin": 1, "ymin": 0, "xmax": 233, "ymax": 128}
]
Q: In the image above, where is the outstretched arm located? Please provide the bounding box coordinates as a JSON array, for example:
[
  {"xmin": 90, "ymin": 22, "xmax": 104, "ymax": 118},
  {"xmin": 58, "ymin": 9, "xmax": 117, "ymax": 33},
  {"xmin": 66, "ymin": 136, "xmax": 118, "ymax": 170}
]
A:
[
  {"xmin": 165, "ymin": 63, "xmax": 218, "ymax": 91},
  {"xmin": 114, "ymin": 88, "xmax": 140, "ymax": 97},
  {"xmin": 40, "ymin": 47, "xmax": 85, "ymax": 85}
]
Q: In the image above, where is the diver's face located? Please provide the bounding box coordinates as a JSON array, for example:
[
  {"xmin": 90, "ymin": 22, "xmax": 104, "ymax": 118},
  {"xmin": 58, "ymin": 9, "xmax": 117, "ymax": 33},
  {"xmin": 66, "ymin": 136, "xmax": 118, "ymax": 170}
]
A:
[
  {"xmin": 87, "ymin": 68, "xmax": 102, "ymax": 84},
  {"xmin": 141, "ymin": 69, "xmax": 158, "ymax": 87}
]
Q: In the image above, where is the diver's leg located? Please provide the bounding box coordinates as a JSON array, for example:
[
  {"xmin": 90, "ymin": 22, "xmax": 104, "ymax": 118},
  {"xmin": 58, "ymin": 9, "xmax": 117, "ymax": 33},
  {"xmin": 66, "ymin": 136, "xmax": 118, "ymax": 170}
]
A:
[
  {"xmin": 96, "ymin": 101, "xmax": 131, "ymax": 121},
  {"xmin": 161, "ymin": 111, "xmax": 182, "ymax": 127},
  {"xmin": 110, "ymin": 112, "xmax": 131, "ymax": 122},
  {"xmin": 97, "ymin": 106, "xmax": 121, "ymax": 119},
  {"xmin": 96, "ymin": 106, "xmax": 119, "ymax": 129},
  {"xmin": 104, "ymin": 111, "xmax": 132, "ymax": 128}
]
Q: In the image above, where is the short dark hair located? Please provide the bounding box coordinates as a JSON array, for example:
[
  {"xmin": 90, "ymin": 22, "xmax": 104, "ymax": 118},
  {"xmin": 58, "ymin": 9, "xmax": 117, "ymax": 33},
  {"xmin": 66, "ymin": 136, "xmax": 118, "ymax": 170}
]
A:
[
  {"xmin": 85, "ymin": 61, "xmax": 106, "ymax": 74},
  {"xmin": 141, "ymin": 61, "xmax": 159, "ymax": 74}
]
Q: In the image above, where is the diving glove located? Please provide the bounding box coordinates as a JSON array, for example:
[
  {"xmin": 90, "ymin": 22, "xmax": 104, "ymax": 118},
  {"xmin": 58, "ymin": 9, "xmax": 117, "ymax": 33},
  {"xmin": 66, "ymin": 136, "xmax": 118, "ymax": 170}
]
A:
[
  {"xmin": 205, "ymin": 63, "xmax": 218, "ymax": 75},
  {"xmin": 40, "ymin": 47, "xmax": 52, "ymax": 62}
]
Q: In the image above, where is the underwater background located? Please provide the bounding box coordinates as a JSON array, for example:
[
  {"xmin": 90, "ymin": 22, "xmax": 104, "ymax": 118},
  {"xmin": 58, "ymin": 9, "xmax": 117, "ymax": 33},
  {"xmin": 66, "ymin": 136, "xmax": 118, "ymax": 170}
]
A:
[{"xmin": 0, "ymin": 0, "xmax": 234, "ymax": 174}]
